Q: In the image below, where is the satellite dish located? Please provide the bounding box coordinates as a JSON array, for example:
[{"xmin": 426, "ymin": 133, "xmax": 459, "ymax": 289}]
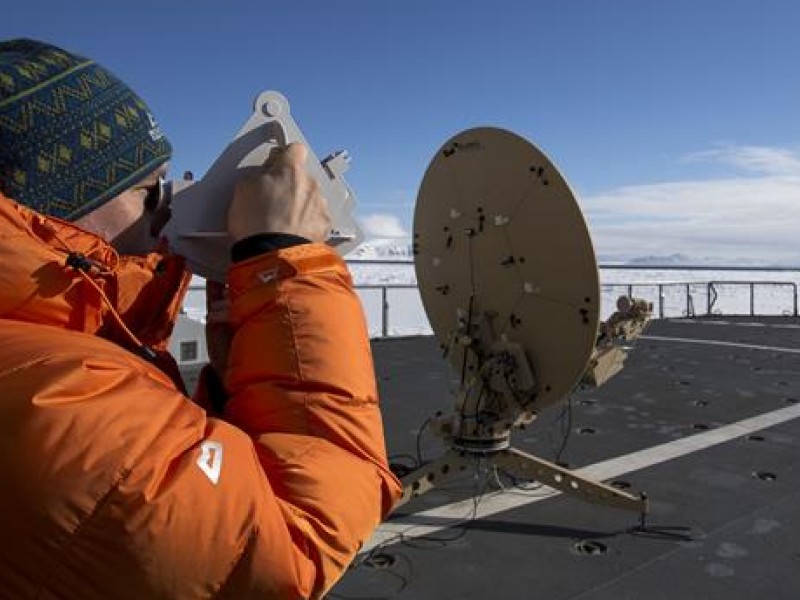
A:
[
  {"xmin": 400, "ymin": 127, "xmax": 647, "ymax": 518},
  {"xmin": 415, "ymin": 127, "xmax": 599, "ymax": 416}
]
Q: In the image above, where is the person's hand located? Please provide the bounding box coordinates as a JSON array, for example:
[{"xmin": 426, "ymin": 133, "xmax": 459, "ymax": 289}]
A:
[{"xmin": 228, "ymin": 142, "xmax": 331, "ymax": 243}]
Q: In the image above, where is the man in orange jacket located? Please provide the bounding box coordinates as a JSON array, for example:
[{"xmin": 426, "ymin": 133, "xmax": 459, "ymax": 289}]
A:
[{"xmin": 0, "ymin": 39, "xmax": 400, "ymax": 599}]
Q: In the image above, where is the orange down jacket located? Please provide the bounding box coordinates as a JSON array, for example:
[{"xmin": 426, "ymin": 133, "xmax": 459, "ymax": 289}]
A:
[{"xmin": 0, "ymin": 193, "xmax": 401, "ymax": 599}]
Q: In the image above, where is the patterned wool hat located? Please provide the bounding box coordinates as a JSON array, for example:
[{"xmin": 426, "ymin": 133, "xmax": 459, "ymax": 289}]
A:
[{"xmin": 0, "ymin": 39, "xmax": 172, "ymax": 220}]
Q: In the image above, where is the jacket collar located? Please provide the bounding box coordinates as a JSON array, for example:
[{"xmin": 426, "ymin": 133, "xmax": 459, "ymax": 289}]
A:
[{"xmin": 0, "ymin": 193, "xmax": 191, "ymax": 353}]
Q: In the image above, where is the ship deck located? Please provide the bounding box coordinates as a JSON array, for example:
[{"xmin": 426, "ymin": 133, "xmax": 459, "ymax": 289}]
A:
[{"xmin": 329, "ymin": 316, "xmax": 800, "ymax": 599}]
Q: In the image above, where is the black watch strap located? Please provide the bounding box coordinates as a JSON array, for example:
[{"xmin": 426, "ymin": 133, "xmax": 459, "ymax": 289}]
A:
[{"xmin": 231, "ymin": 233, "xmax": 311, "ymax": 263}]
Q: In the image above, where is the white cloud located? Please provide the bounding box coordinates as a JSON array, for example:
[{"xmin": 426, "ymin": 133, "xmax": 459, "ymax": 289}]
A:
[
  {"xmin": 684, "ymin": 143, "xmax": 800, "ymax": 176},
  {"xmin": 584, "ymin": 144, "xmax": 800, "ymax": 263},
  {"xmin": 359, "ymin": 213, "xmax": 409, "ymax": 239}
]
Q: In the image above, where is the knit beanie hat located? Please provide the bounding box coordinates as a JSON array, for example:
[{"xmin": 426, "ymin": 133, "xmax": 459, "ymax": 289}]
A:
[{"xmin": 0, "ymin": 39, "xmax": 172, "ymax": 220}]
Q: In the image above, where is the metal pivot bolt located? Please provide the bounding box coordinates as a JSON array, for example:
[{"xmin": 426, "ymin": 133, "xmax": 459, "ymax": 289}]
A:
[{"xmin": 262, "ymin": 98, "xmax": 284, "ymax": 117}]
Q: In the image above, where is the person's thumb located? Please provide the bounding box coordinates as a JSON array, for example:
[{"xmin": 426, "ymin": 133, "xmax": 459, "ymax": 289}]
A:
[{"xmin": 279, "ymin": 142, "xmax": 308, "ymax": 169}]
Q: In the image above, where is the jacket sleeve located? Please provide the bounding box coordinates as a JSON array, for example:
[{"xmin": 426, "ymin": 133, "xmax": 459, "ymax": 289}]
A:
[{"xmin": 219, "ymin": 242, "xmax": 401, "ymax": 597}]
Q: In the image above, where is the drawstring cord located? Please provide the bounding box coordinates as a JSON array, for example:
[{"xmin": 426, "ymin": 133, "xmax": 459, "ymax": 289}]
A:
[
  {"xmin": 49, "ymin": 220, "xmax": 158, "ymax": 362},
  {"xmin": 63, "ymin": 250, "xmax": 190, "ymax": 394},
  {"xmin": 67, "ymin": 256, "xmax": 157, "ymax": 361}
]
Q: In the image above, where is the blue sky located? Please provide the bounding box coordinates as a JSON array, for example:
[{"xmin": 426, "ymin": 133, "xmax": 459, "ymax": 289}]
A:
[{"xmin": 4, "ymin": 1, "xmax": 800, "ymax": 262}]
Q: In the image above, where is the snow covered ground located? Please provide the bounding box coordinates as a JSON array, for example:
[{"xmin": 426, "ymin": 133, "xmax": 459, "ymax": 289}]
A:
[
  {"xmin": 181, "ymin": 253, "xmax": 800, "ymax": 339},
  {"xmin": 347, "ymin": 263, "xmax": 800, "ymax": 337}
]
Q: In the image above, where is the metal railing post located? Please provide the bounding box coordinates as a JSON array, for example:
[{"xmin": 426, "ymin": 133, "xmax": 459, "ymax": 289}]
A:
[
  {"xmin": 750, "ymin": 283, "xmax": 755, "ymax": 316},
  {"xmin": 686, "ymin": 284, "xmax": 691, "ymax": 317},
  {"xmin": 658, "ymin": 284, "xmax": 664, "ymax": 319},
  {"xmin": 382, "ymin": 286, "xmax": 389, "ymax": 338}
]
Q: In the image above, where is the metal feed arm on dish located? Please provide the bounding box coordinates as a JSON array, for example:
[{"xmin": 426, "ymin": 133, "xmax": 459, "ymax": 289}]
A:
[
  {"xmin": 397, "ymin": 127, "xmax": 649, "ymax": 523},
  {"xmin": 583, "ymin": 296, "xmax": 653, "ymax": 388},
  {"xmin": 163, "ymin": 91, "xmax": 363, "ymax": 282}
]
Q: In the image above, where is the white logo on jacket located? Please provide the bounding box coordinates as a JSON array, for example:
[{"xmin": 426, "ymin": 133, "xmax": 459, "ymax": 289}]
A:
[{"xmin": 197, "ymin": 440, "xmax": 224, "ymax": 485}]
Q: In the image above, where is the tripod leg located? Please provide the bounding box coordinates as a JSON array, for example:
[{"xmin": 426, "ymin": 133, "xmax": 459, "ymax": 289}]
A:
[
  {"xmin": 494, "ymin": 447, "xmax": 648, "ymax": 514},
  {"xmin": 395, "ymin": 450, "xmax": 474, "ymax": 509}
]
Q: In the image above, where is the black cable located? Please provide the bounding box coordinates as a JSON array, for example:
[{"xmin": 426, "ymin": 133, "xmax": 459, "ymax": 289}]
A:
[
  {"xmin": 493, "ymin": 466, "xmax": 545, "ymax": 492},
  {"xmin": 329, "ymin": 459, "xmax": 490, "ymax": 599},
  {"xmin": 415, "ymin": 417, "xmax": 432, "ymax": 466},
  {"xmin": 459, "ymin": 293, "xmax": 475, "ymax": 388},
  {"xmin": 398, "ymin": 494, "xmax": 480, "ymax": 548},
  {"xmin": 399, "ymin": 457, "xmax": 489, "ymax": 548},
  {"xmin": 551, "ymin": 394, "xmax": 574, "ymax": 465},
  {"xmin": 459, "ymin": 232, "xmax": 478, "ymax": 389}
]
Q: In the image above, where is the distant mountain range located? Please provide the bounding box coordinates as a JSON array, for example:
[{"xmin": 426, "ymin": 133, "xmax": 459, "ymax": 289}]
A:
[
  {"xmin": 621, "ymin": 253, "xmax": 777, "ymax": 267},
  {"xmin": 348, "ymin": 240, "xmax": 778, "ymax": 268}
]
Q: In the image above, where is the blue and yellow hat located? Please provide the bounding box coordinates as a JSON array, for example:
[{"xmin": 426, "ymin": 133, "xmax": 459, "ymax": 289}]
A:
[{"xmin": 0, "ymin": 39, "xmax": 172, "ymax": 220}]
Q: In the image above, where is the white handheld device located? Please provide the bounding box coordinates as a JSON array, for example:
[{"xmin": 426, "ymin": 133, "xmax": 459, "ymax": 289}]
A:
[{"xmin": 163, "ymin": 91, "xmax": 363, "ymax": 281}]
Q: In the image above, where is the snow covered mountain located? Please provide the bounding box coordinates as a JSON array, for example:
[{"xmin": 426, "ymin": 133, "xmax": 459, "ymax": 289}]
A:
[
  {"xmin": 346, "ymin": 238, "xmax": 413, "ymax": 261},
  {"xmin": 625, "ymin": 253, "xmax": 771, "ymax": 267},
  {"xmin": 347, "ymin": 241, "xmax": 766, "ymax": 269}
]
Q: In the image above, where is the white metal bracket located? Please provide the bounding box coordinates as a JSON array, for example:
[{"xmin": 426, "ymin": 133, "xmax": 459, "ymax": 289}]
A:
[{"xmin": 164, "ymin": 91, "xmax": 363, "ymax": 281}]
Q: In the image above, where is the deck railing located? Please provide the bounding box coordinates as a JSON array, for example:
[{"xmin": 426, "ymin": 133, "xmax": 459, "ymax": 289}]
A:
[
  {"xmin": 602, "ymin": 281, "xmax": 798, "ymax": 319},
  {"xmin": 184, "ymin": 262, "xmax": 800, "ymax": 338},
  {"xmin": 350, "ymin": 280, "xmax": 799, "ymax": 338}
]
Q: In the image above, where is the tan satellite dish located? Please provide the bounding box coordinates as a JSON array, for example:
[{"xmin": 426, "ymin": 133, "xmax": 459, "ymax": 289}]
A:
[
  {"xmin": 415, "ymin": 127, "xmax": 599, "ymax": 415},
  {"xmin": 399, "ymin": 127, "xmax": 647, "ymax": 519}
]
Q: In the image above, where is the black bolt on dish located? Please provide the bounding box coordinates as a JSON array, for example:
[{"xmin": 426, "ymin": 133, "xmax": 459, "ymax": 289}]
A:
[{"xmin": 500, "ymin": 256, "xmax": 516, "ymax": 266}]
